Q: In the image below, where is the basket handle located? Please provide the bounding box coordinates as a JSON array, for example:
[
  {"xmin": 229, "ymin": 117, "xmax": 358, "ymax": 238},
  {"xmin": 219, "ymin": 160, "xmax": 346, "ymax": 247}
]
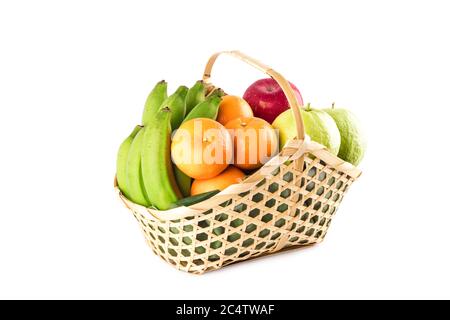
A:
[{"xmin": 202, "ymin": 50, "xmax": 305, "ymax": 141}]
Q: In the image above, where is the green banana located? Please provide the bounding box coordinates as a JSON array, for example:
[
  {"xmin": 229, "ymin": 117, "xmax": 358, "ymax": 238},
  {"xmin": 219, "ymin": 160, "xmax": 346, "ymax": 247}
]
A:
[
  {"xmin": 174, "ymin": 190, "xmax": 220, "ymax": 207},
  {"xmin": 161, "ymin": 85, "xmax": 188, "ymax": 130},
  {"xmin": 174, "ymin": 166, "xmax": 191, "ymax": 198},
  {"xmin": 183, "ymin": 95, "xmax": 222, "ymax": 123},
  {"xmin": 142, "ymin": 80, "xmax": 168, "ymax": 126},
  {"xmin": 126, "ymin": 129, "xmax": 150, "ymax": 206},
  {"xmin": 141, "ymin": 108, "xmax": 182, "ymax": 210},
  {"xmin": 116, "ymin": 125, "xmax": 142, "ymax": 199},
  {"xmin": 185, "ymin": 80, "xmax": 206, "ymax": 114}
]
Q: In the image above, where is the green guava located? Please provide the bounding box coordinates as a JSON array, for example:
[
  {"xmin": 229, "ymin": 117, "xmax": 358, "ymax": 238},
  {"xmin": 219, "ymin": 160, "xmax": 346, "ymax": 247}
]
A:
[
  {"xmin": 324, "ymin": 107, "xmax": 366, "ymax": 166},
  {"xmin": 272, "ymin": 104, "xmax": 341, "ymax": 155}
]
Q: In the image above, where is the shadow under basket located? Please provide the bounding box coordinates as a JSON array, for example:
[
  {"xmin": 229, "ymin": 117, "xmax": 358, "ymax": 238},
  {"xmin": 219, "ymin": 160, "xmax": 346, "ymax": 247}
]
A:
[{"xmin": 114, "ymin": 51, "xmax": 362, "ymax": 274}]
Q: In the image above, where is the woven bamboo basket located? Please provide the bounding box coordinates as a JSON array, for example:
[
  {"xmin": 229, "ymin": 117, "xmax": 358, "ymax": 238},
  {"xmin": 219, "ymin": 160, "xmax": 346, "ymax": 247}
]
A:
[{"xmin": 115, "ymin": 51, "xmax": 362, "ymax": 274}]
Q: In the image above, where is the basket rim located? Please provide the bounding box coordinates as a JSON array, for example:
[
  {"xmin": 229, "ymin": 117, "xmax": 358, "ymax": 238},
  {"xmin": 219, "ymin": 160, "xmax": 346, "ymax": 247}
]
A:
[{"xmin": 115, "ymin": 137, "xmax": 361, "ymax": 221}]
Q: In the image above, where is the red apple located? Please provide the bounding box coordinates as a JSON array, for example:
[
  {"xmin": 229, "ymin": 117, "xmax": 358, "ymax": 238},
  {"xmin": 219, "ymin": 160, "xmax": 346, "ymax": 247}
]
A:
[{"xmin": 243, "ymin": 78, "xmax": 303, "ymax": 123}]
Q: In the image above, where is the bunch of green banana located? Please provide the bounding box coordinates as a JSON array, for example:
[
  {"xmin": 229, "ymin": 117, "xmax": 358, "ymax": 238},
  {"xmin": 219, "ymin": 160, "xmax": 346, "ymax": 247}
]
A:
[
  {"xmin": 117, "ymin": 81, "xmax": 169, "ymax": 207},
  {"xmin": 117, "ymin": 79, "xmax": 226, "ymax": 209}
]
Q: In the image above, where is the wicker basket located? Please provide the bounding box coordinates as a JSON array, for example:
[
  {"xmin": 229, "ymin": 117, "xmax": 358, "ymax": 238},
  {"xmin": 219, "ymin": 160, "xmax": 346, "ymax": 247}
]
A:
[{"xmin": 115, "ymin": 51, "xmax": 362, "ymax": 274}]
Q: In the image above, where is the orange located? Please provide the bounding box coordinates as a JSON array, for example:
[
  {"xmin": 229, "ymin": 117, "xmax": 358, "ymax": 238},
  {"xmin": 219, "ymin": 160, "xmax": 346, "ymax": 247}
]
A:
[
  {"xmin": 191, "ymin": 166, "xmax": 245, "ymax": 196},
  {"xmin": 225, "ymin": 116, "xmax": 278, "ymax": 170},
  {"xmin": 216, "ymin": 95, "xmax": 254, "ymax": 126},
  {"xmin": 171, "ymin": 118, "xmax": 232, "ymax": 179}
]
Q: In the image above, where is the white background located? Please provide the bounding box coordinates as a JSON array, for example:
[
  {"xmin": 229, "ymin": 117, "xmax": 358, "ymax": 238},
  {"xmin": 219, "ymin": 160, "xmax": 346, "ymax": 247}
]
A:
[{"xmin": 1, "ymin": 0, "xmax": 449, "ymax": 300}]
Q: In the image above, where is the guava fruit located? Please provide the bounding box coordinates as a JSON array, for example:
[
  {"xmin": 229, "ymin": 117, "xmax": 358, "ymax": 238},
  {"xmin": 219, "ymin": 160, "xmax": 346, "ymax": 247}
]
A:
[
  {"xmin": 272, "ymin": 104, "xmax": 341, "ymax": 155},
  {"xmin": 324, "ymin": 106, "xmax": 366, "ymax": 166}
]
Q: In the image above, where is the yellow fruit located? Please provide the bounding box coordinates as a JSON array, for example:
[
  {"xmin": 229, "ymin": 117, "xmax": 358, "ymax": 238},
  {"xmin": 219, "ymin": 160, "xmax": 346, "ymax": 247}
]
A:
[
  {"xmin": 225, "ymin": 116, "xmax": 278, "ymax": 170},
  {"xmin": 171, "ymin": 118, "xmax": 232, "ymax": 179},
  {"xmin": 216, "ymin": 95, "xmax": 253, "ymax": 126}
]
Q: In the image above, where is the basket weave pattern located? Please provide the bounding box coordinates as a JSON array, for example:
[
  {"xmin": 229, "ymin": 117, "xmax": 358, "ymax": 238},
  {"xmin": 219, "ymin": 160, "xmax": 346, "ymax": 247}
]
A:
[
  {"xmin": 116, "ymin": 51, "xmax": 361, "ymax": 274},
  {"xmin": 121, "ymin": 142, "xmax": 357, "ymax": 274}
]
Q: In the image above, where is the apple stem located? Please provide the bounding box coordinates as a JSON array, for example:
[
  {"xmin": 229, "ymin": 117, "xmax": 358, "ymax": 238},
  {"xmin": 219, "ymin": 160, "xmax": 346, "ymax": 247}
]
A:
[
  {"xmin": 305, "ymin": 103, "xmax": 311, "ymax": 111},
  {"xmin": 332, "ymin": 102, "xmax": 335, "ymax": 109}
]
